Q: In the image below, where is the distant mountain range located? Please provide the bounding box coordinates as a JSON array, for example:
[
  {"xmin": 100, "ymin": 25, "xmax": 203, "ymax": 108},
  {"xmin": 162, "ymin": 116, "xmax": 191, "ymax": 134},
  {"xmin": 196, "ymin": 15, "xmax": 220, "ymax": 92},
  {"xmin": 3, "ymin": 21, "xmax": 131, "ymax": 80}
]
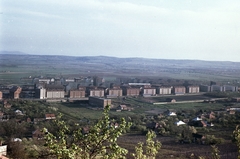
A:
[{"xmin": 1, "ymin": 51, "xmax": 240, "ymax": 70}]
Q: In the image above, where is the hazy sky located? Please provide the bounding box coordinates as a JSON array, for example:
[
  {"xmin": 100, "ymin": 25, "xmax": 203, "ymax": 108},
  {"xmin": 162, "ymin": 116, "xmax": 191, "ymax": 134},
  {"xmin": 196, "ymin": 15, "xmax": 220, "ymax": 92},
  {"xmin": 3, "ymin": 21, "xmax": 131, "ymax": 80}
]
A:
[{"xmin": 1, "ymin": 0, "xmax": 240, "ymax": 61}]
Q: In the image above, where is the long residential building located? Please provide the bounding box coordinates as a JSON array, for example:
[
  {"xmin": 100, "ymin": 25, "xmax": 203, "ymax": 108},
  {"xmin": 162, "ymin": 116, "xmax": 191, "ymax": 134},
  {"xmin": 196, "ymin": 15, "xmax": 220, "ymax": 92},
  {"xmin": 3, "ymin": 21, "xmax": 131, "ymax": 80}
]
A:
[
  {"xmin": 107, "ymin": 87, "xmax": 123, "ymax": 97},
  {"xmin": 121, "ymin": 86, "xmax": 140, "ymax": 96},
  {"xmin": 157, "ymin": 87, "xmax": 172, "ymax": 95},
  {"xmin": 46, "ymin": 85, "xmax": 65, "ymax": 99},
  {"xmin": 173, "ymin": 86, "xmax": 186, "ymax": 95},
  {"xmin": 86, "ymin": 86, "xmax": 105, "ymax": 97},
  {"xmin": 141, "ymin": 88, "xmax": 156, "ymax": 96},
  {"xmin": 89, "ymin": 96, "xmax": 111, "ymax": 108},
  {"xmin": 187, "ymin": 86, "xmax": 200, "ymax": 93}
]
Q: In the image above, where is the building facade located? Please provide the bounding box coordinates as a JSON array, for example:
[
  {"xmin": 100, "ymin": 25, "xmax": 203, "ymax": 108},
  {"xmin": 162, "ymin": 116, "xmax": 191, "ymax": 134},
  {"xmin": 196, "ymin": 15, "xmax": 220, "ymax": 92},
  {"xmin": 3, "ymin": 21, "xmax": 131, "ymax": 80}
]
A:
[
  {"xmin": 223, "ymin": 85, "xmax": 238, "ymax": 92},
  {"xmin": 35, "ymin": 87, "xmax": 46, "ymax": 99},
  {"xmin": 69, "ymin": 90, "xmax": 86, "ymax": 98},
  {"xmin": 211, "ymin": 85, "xmax": 223, "ymax": 92},
  {"xmin": 122, "ymin": 87, "xmax": 140, "ymax": 96},
  {"xmin": 200, "ymin": 85, "xmax": 211, "ymax": 92},
  {"xmin": 187, "ymin": 86, "xmax": 200, "ymax": 93},
  {"xmin": 142, "ymin": 88, "xmax": 156, "ymax": 96},
  {"xmin": 157, "ymin": 87, "xmax": 172, "ymax": 95},
  {"xmin": 10, "ymin": 86, "xmax": 22, "ymax": 99},
  {"xmin": 107, "ymin": 88, "xmax": 123, "ymax": 97},
  {"xmin": 89, "ymin": 96, "xmax": 111, "ymax": 108},
  {"xmin": 88, "ymin": 89, "xmax": 104, "ymax": 97},
  {"xmin": 173, "ymin": 86, "xmax": 186, "ymax": 95},
  {"xmin": 46, "ymin": 85, "xmax": 65, "ymax": 99}
]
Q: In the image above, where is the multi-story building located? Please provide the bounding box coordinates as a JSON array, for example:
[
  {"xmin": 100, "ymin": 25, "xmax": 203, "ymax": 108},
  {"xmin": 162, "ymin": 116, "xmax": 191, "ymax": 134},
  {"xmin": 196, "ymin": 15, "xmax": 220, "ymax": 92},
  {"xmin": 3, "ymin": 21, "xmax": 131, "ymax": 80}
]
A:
[
  {"xmin": 200, "ymin": 85, "xmax": 211, "ymax": 92},
  {"xmin": 223, "ymin": 85, "xmax": 238, "ymax": 92},
  {"xmin": 156, "ymin": 87, "xmax": 172, "ymax": 95},
  {"xmin": 121, "ymin": 86, "xmax": 140, "ymax": 96},
  {"xmin": 187, "ymin": 86, "xmax": 200, "ymax": 93},
  {"xmin": 141, "ymin": 87, "xmax": 156, "ymax": 96},
  {"xmin": 46, "ymin": 85, "xmax": 65, "ymax": 99},
  {"xmin": 86, "ymin": 86, "xmax": 105, "ymax": 97},
  {"xmin": 10, "ymin": 86, "xmax": 22, "ymax": 99},
  {"xmin": 35, "ymin": 87, "xmax": 46, "ymax": 99},
  {"xmin": 211, "ymin": 85, "xmax": 223, "ymax": 92},
  {"xmin": 89, "ymin": 96, "xmax": 111, "ymax": 108},
  {"xmin": 107, "ymin": 87, "xmax": 123, "ymax": 97},
  {"xmin": 69, "ymin": 87, "xmax": 86, "ymax": 98},
  {"xmin": 173, "ymin": 86, "xmax": 186, "ymax": 95}
]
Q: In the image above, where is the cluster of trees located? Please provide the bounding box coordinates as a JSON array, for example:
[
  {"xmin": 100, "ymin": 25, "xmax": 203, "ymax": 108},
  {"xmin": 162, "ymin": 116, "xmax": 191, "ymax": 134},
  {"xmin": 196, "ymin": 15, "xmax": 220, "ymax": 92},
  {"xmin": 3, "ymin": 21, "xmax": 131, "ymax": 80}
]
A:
[
  {"xmin": 1, "ymin": 99, "xmax": 240, "ymax": 158},
  {"xmin": 40, "ymin": 106, "xmax": 240, "ymax": 159}
]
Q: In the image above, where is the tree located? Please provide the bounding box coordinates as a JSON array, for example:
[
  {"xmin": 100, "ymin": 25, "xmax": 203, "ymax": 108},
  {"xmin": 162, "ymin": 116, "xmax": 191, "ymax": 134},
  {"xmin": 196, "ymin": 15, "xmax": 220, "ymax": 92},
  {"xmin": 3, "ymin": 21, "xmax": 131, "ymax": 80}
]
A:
[
  {"xmin": 233, "ymin": 125, "xmax": 240, "ymax": 159},
  {"xmin": 132, "ymin": 130, "xmax": 161, "ymax": 159},
  {"xmin": 43, "ymin": 105, "xmax": 131, "ymax": 159}
]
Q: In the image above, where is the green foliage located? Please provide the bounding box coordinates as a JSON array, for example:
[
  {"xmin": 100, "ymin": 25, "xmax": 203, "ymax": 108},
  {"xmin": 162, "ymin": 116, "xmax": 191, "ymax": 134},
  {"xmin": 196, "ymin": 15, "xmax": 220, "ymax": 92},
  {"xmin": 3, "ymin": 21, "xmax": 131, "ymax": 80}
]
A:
[
  {"xmin": 132, "ymin": 131, "xmax": 161, "ymax": 159},
  {"xmin": 211, "ymin": 145, "xmax": 220, "ymax": 159},
  {"xmin": 233, "ymin": 125, "xmax": 240, "ymax": 159},
  {"xmin": 204, "ymin": 135, "xmax": 224, "ymax": 145},
  {"xmin": 43, "ymin": 105, "xmax": 131, "ymax": 159}
]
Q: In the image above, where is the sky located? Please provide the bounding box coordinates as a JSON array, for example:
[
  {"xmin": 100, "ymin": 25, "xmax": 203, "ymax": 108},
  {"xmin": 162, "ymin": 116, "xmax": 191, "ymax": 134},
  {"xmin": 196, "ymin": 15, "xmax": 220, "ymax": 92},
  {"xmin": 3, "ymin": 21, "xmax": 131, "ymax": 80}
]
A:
[{"xmin": 1, "ymin": 0, "xmax": 240, "ymax": 61}]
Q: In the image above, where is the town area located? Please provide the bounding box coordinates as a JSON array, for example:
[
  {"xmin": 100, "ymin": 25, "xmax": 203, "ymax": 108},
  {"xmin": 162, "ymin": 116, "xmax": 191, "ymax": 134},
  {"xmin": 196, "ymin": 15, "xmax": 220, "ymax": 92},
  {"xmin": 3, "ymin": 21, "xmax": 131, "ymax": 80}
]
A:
[{"xmin": 1, "ymin": 55, "xmax": 240, "ymax": 158}]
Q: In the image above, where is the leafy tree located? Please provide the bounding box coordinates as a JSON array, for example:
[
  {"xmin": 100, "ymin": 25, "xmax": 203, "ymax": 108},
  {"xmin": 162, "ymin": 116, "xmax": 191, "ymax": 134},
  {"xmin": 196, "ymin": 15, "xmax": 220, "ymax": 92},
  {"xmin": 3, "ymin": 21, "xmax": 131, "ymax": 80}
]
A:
[
  {"xmin": 132, "ymin": 130, "xmax": 161, "ymax": 159},
  {"xmin": 211, "ymin": 145, "xmax": 221, "ymax": 159},
  {"xmin": 233, "ymin": 125, "xmax": 240, "ymax": 159},
  {"xmin": 43, "ymin": 105, "xmax": 131, "ymax": 159}
]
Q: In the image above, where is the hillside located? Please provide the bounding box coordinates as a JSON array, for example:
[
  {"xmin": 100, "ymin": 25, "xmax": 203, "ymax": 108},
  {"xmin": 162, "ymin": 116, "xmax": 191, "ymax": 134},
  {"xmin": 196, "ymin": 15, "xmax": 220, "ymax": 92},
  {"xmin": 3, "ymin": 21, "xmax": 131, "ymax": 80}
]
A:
[{"xmin": 1, "ymin": 53, "xmax": 240, "ymax": 85}]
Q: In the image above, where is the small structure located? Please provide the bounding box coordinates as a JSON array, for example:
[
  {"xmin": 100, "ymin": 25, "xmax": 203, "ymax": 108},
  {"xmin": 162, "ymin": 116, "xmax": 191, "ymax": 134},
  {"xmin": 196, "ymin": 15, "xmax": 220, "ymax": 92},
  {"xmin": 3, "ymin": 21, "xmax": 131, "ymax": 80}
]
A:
[
  {"xmin": 168, "ymin": 112, "xmax": 177, "ymax": 116},
  {"xmin": 117, "ymin": 104, "xmax": 132, "ymax": 111},
  {"xmin": 166, "ymin": 98, "xmax": 176, "ymax": 103},
  {"xmin": 45, "ymin": 114, "xmax": 56, "ymax": 120},
  {"xmin": 0, "ymin": 145, "xmax": 7, "ymax": 157},
  {"xmin": 175, "ymin": 121, "xmax": 185, "ymax": 126},
  {"xmin": 15, "ymin": 110, "xmax": 23, "ymax": 115},
  {"xmin": 192, "ymin": 117, "xmax": 202, "ymax": 121}
]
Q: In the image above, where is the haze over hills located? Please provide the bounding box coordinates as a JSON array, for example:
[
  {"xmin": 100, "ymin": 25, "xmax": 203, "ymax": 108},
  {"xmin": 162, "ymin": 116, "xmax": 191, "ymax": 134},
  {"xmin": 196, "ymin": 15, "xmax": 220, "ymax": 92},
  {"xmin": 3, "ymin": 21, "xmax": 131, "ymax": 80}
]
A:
[
  {"xmin": 1, "ymin": 51, "xmax": 240, "ymax": 69},
  {"xmin": 1, "ymin": 51, "xmax": 240, "ymax": 85}
]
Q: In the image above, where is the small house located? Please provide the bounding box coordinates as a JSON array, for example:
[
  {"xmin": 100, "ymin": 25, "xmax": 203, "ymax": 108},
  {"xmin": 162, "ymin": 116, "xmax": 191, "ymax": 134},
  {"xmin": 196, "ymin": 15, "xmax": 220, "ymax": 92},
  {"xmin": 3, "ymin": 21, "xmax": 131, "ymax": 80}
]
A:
[
  {"xmin": 175, "ymin": 121, "xmax": 185, "ymax": 126},
  {"xmin": 45, "ymin": 114, "xmax": 56, "ymax": 120}
]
